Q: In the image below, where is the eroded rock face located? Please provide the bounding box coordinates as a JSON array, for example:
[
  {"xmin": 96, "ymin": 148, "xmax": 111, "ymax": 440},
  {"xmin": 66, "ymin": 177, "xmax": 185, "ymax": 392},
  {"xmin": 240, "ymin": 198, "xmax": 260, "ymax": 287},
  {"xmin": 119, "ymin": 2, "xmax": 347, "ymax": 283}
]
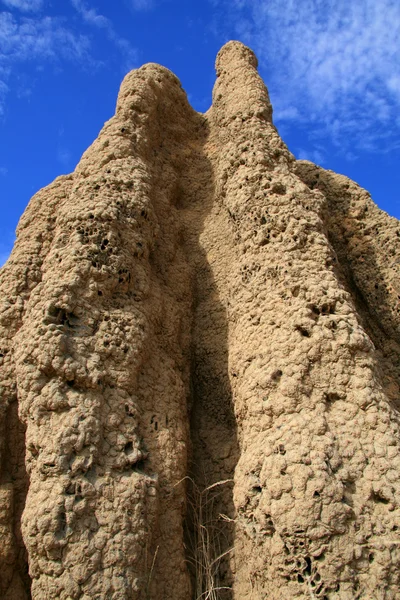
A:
[{"xmin": 1, "ymin": 41, "xmax": 400, "ymax": 600}]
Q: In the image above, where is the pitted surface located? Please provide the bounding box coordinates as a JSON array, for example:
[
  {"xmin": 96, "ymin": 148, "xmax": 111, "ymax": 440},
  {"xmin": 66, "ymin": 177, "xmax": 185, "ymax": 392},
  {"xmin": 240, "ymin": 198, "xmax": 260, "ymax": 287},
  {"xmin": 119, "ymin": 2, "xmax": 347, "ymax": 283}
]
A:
[{"xmin": 1, "ymin": 40, "xmax": 400, "ymax": 599}]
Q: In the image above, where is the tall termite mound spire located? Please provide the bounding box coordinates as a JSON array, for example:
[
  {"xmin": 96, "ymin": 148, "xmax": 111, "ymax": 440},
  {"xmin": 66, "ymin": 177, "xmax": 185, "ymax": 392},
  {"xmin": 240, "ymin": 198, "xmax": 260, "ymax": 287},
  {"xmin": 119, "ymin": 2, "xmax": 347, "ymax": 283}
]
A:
[
  {"xmin": 1, "ymin": 40, "xmax": 400, "ymax": 599},
  {"xmin": 209, "ymin": 41, "xmax": 400, "ymax": 598}
]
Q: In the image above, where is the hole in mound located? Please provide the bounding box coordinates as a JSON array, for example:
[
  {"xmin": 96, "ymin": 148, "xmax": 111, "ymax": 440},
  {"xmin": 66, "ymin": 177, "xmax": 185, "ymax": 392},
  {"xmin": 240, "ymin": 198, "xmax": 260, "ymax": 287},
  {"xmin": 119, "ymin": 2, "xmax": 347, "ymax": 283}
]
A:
[
  {"xmin": 295, "ymin": 325, "xmax": 310, "ymax": 337},
  {"xmin": 124, "ymin": 442, "xmax": 133, "ymax": 454},
  {"xmin": 271, "ymin": 369, "xmax": 283, "ymax": 381},
  {"xmin": 132, "ymin": 458, "xmax": 147, "ymax": 473},
  {"xmin": 325, "ymin": 392, "xmax": 340, "ymax": 403},
  {"xmin": 304, "ymin": 556, "xmax": 312, "ymax": 576},
  {"xmin": 372, "ymin": 491, "xmax": 390, "ymax": 504}
]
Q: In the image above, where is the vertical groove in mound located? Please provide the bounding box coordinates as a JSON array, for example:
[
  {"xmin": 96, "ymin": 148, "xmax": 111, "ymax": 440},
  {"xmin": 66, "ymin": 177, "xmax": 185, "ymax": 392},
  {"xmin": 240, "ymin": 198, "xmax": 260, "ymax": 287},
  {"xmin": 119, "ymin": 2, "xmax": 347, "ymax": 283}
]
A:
[
  {"xmin": 295, "ymin": 160, "xmax": 400, "ymax": 411},
  {"xmin": 177, "ymin": 117, "xmax": 240, "ymax": 600}
]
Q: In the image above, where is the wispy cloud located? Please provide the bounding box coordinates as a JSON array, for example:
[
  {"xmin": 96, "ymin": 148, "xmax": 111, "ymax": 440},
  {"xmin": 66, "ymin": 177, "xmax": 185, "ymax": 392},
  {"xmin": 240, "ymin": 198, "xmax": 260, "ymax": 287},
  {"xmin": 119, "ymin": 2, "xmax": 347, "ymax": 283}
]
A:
[
  {"xmin": 0, "ymin": 12, "xmax": 91, "ymax": 62},
  {"xmin": 297, "ymin": 147, "xmax": 325, "ymax": 165},
  {"xmin": 0, "ymin": 80, "xmax": 8, "ymax": 115},
  {"xmin": 0, "ymin": 166, "xmax": 8, "ymax": 175},
  {"xmin": 213, "ymin": 0, "xmax": 400, "ymax": 154},
  {"xmin": 57, "ymin": 147, "xmax": 73, "ymax": 168},
  {"xmin": 0, "ymin": 1, "xmax": 138, "ymax": 116},
  {"xmin": 0, "ymin": 11, "xmax": 91, "ymax": 113},
  {"xmin": 1, "ymin": 0, "xmax": 44, "ymax": 12},
  {"xmin": 70, "ymin": 0, "xmax": 138, "ymax": 71},
  {"xmin": 130, "ymin": 0, "xmax": 154, "ymax": 11},
  {"xmin": 70, "ymin": 0, "xmax": 110, "ymax": 28}
]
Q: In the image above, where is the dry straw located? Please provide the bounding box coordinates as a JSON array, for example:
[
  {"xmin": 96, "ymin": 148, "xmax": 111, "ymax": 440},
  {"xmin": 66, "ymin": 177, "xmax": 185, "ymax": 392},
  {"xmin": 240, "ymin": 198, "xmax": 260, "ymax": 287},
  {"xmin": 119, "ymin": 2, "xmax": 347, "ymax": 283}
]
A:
[{"xmin": 176, "ymin": 476, "xmax": 234, "ymax": 600}]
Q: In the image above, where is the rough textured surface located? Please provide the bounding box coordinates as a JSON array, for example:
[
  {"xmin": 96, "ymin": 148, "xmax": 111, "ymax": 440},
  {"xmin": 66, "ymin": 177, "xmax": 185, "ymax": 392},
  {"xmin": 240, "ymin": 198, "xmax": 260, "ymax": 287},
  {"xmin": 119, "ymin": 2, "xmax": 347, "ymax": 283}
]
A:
[{"xmin": 1, "ymin": 41, "xmax": 400, "ymax": 599}]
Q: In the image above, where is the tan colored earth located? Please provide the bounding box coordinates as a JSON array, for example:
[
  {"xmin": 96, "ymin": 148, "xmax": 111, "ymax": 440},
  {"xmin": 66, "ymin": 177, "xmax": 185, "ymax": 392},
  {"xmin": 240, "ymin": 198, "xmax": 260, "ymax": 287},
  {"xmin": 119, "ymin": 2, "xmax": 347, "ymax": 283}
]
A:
[{"xmin": 1, "ymin": 41, "xmax": 400, "ymax": 599}]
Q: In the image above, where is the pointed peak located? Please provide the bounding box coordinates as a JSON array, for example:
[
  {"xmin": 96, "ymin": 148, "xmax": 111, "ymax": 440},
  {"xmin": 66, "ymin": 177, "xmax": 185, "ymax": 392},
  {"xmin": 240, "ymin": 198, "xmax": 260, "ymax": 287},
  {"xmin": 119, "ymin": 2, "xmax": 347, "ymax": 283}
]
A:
[{"xmin": 216, "ymin": 41, "xmax": 258, "ymax": 76}]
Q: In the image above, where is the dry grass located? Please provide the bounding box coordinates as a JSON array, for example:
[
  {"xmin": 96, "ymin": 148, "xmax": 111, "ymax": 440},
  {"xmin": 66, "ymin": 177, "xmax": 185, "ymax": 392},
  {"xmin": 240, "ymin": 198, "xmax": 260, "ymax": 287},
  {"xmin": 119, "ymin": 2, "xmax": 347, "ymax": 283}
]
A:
[
  {"xmin": 177, "ymin": 476, "xmax": 234, "ymax": 600},
  {"xmin": 145, "ymin": 544, "xmax": 159, "ymax": 599}
]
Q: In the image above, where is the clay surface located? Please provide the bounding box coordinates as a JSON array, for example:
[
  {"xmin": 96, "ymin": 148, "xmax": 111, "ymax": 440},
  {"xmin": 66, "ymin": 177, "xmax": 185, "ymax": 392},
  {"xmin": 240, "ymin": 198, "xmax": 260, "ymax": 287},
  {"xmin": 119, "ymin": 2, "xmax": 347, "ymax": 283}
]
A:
[{"xmin": 1, "ymin": 41, "xmax": 400, "ymax": 599}]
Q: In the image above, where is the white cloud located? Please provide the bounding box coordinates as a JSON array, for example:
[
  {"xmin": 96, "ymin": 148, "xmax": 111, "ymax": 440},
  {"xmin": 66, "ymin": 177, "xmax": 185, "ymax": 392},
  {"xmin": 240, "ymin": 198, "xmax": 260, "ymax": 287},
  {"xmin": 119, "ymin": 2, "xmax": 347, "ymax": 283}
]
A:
[
  {"xmin": 0, "ymin": 10, "xmax": 91, "ymax": 113},
  {"xmin": 0, "ymin": 12, "xmax": 91, "ymax": 63},
  {"xmin": 273, "ymin": 106, "xmax": 299, "ymax": 122},
  {"xmin": 0, "ymin": 10, "xmax": 92, "ymax": 111},
  {"xmin": 214, "ymin": 0, "xmax": 400, "ymax": 154},
  {"xmin": 70, "ymin": 0, "xmax": 138, "ymax": 71},
  {"xmin": 297, "ymin": 148, "xmax": 325, "ymax": 165},
  {"xmin": 0, "ymin": 3, "xmax": 138, "ymax": 115},
  {"xmin": 388, "ymin": 75, "xmax": 400, "ymax": 101},
  {"xmin": 70, "ymin": 0, "xmax": 109, "ymax": 28},
  {"xmin": 131, "ymin": 0, "xmax": 154, "ymax": 10},
  {"xmin": 57, "ymin": 147, "xmax": 72, "ymax": 167},
  {"xmin": 1, "ymin": 0, "xmax": 44, "ymax": 12},
  {"xmin": 0, "ymin": 80, "xmax": 9, "ymax": 115},
  {"xmin": 0, "ymin": 166, "xmax": 8, "ymax": 175}
]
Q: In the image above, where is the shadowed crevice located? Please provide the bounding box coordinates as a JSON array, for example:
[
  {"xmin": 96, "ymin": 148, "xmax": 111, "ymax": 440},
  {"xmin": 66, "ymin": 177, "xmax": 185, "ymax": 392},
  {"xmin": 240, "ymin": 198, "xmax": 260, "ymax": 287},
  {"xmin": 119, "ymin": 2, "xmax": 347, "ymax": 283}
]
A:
[
  {"xmin": 174, "ymin": 121, "xmax": 239, "ymax": 600},
  {"xmin": 0, "ymin": 398, "xmax": 31, "ymax": 599},
  {"xmin": 295, "ymin": 161, "xmax": 400, "ymax": 412}
]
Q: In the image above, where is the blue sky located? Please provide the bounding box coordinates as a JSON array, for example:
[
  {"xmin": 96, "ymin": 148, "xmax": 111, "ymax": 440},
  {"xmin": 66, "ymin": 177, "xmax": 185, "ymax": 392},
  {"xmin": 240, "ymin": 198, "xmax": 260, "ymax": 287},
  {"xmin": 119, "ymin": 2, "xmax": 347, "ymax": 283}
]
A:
[{"xmin": 1, "ymin": 0, "xmax": 400, "ymax": 265}]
